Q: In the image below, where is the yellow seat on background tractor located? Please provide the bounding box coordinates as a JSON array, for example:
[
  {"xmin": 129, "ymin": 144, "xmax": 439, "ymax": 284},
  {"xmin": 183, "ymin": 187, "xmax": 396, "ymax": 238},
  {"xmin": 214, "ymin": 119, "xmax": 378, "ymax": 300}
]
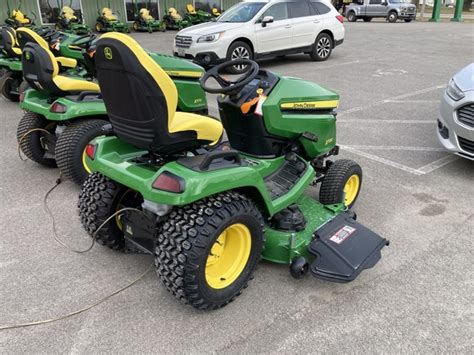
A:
[
  {"xmin": 1, "ymin": 28, "xmax": 22, "ymax": 57},
  {"xmin": 12, "ymin": 10, "xmax": 31, "ymax": 24},
  {"xmin": 102, "ymin": 8, "xmax": 117, "ymax": 21},
  {"xmin": 186, "ymin": 4, "xmax": 197, "ymax": 14},
  {"xmin": 94, "ymin": 33, "xmax": 223, "ymax": 153},
  {"xmin": 140, "ymin": 8, "xmax": 154, "ymax": 21},
  {"xmin": 16, "ymin": 28, "xmax": 78, "ymax": 69}
]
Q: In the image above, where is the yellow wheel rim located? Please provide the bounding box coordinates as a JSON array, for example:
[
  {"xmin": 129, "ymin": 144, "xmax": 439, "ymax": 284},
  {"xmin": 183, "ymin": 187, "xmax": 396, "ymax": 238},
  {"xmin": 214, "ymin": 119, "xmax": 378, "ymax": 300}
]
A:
[
  {"xmin": 82, "ymin": 148, "xmax": 92, "ymax": 174},
  {"xmin": 343, "ymin": 174, "xmax": 360, "ymax": 206},
  {"xmin": 205, "ymin": 223, "xmax": 252, "ymax": 289}
]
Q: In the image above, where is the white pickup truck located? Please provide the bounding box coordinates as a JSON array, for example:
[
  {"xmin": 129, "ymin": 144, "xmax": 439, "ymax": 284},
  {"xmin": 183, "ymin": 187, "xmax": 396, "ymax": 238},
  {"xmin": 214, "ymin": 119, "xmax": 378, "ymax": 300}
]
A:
[{"xmin": 345, "ymin": 0, "xmax": 417, "ymax": 23}]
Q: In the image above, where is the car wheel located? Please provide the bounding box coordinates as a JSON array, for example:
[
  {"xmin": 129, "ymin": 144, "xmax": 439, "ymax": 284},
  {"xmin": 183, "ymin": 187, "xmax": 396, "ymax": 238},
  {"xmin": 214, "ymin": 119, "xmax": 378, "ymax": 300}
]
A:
[
  {"xmin": 347, "ymin": 12, "xmax": 357, "ymax": 22},
  {"xmin": 363, "ymin": 17, "xmax": 372, "ymax": 22},
  {"xmin": 310, "ymin": 33, "xmax": 333, "ymax": 62},
  {"xmin": 226, "ymin": 41, "xmax": 253, "ymax": 74},
  {"xmin": 388, "ymin": 11, "xmax": 398, "ymax": 23}
]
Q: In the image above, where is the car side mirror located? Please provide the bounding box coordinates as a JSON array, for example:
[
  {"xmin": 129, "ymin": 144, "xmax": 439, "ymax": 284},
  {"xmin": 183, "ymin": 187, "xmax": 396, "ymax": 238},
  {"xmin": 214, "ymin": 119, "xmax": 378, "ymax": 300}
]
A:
[{"xmin": 262, "ymin": 16, "xmax": 274, "ymax": 27}]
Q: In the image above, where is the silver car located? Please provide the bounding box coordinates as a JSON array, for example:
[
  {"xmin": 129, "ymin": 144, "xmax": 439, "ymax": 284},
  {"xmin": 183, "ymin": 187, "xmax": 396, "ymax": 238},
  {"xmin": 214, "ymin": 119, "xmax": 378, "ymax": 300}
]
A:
[{"xmin": 437, "ymin": 63, "xmax": 474, "ymax": 160}]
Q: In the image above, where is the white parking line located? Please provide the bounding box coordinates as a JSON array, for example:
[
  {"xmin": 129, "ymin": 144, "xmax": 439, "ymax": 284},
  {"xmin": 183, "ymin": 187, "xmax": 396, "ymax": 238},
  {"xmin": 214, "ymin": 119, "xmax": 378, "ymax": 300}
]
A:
[
  {"xmin": 337, "ymin": 119, "xmax": 435, "ymax": 124},
  {"xmin": 384, "ymin": 100, "xmax": 440, "ymax": 103},
  {"xmin": 341, "ymin": 145, "xmax": 445, "ymax": 152},
  {"xmin": 341, "ymin": 145, "xmax": 459, "ymax": 176}
]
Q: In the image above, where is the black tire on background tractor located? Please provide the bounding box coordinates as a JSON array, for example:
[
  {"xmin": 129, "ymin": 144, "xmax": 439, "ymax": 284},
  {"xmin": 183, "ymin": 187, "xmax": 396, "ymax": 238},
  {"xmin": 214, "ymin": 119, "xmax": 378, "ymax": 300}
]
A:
[
  {"xmin": 95, "ymin": 22, "xmax": 103, "ymax": 33},
  {"xmin": 1, "ymin": 72, "xmax": 20, "ymax": 102},
  {"xmin": 388, "ymin": 11, "xmax": 398, "ymax": 22},
  {"xmin": 310, "ymin": 32, "xmax": 333, "ymax": 62},
  {"xmin": 17, "ymin": 111, "xmax": 57, "ymax": 167},
  {"xmin": 363, "ymin": 17, "xmax": 372, "ymax": 22},
  {"xmin": 55, "ymin": 118, "xmax": 108, "ymax": 185},
  {"xmin": 319, "ymin": 159, "xmax": 363, "ymax": 209},
  {"xmin": 79, "ymin": 172, "xmax": 144, "ymax": 250},
  {"xmin": 155, "ymin": 191, "xmax": 265, "ymax": 310},
  {"xmin": 226, "ymin": 41, "xmax": 253, "ymax": 74},
  {"xmin": 347, "ymin": 11, "xmax": 357, "ymax": 22},
  {"xmin": 133, "ymin": 21, "xmax": 139, "ymax": 31}
]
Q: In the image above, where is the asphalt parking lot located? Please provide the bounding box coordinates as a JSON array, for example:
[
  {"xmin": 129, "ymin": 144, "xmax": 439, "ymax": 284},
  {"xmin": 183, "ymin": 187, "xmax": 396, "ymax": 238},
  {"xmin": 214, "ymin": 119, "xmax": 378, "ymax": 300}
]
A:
[{"xmin": 1, "ymin": 22, "xmax": 473, "ymax": 353}]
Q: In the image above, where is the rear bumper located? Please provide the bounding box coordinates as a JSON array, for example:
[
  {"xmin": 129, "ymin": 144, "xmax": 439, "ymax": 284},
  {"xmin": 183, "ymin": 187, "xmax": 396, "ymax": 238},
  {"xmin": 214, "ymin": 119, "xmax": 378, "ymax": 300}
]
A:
[{"xmin": 334, "ymin": 39, "xmax": 344, "ymax": 47}]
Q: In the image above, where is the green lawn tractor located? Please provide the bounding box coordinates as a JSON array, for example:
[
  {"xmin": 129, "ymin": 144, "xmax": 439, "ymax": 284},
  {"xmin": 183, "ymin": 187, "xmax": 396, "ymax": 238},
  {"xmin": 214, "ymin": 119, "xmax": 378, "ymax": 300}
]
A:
[
  {"xmin": 211, "ymin": 7, "xmax": 222, "ymax": 18},
  {"xmin": 4, "ymin": 0, "xmax": 35, "ymax": 29},
  {"xmin": 18, "ymin": 37, "xmax": 209, "ymax": 185},
  {"xmin": 131, "ymin": 1, "xmax": 166, "ymax": 33},
  {"xmin": 163, "ymin": 8, "xmax": 190, "ymax": 30},
  {"xmin": 95, "ymin": 2, "xmax": 129, "ymax": 33},
  {"xmin": 55, "ymin": 2, "xmax": 91, "ymax": 35},
  {"xmin": 79, "ymin": 33, "xmax": 388, "ymax": 310},
  {"xmin": 184, "ymin": 4, "xmax": 212, "ymax": 25},
  {"xmin": 0, "ymin": 27, "xmax": 96, "ymax": 101}
]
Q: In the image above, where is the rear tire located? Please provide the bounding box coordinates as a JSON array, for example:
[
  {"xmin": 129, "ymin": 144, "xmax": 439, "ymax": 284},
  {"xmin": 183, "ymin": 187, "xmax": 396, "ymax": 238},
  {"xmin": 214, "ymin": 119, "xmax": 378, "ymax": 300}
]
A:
[
  {"xmin": 133, "ymin": 21, "xmax": 139, "ymax": 31},
  {"xmin": 155, "ymin": 191, "xmax": 264, "ymax": 310},
  {"xmin": 310, "ymin": 33, "xmax": 333, "ymax": 62},
  {"xmin": 319, "ymin": 159, "xmax": 363, "ymax": 209},
  {"xmin": 79, "ymin": 172, "xmax": 143, "ymax": 251},
  {"xmin": 55, "ymin": 118, "xmax": 108, "ymax": 185},
  {"xmin": 226, "ymin": 41, "xmax": 253, "ymax": 74},
  {"xmin": 387, "ymin": 11, "xmax": 398, "ymax": 23},
  {"xmin": 363, "ymin": 17, "xmax": 372, "ymax": 22},
  {"xmin": 95, "ymin": 22, "xmax": 103, "ymax": 33},
  {"xmin": 347, "ymin": 11, "xmax": 357, "ymax": 22},
  {"xmin": 1, "ymin": 72, "xmax": 20, "ymax": 101},
  {"xmin": 404, "ymin": 19, "xmax": 412, "ymax": 22},
  {"xmin": 17, "ymin": 111, "xmax": 57, "ymax": 167}
]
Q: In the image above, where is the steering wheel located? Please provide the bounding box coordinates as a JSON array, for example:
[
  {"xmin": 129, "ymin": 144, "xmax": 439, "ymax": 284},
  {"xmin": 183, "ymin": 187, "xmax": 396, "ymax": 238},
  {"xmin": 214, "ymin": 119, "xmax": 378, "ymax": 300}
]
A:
[
  {"xmin": 200, "ymin": 59, "xmax": 259, "ymax": 95},
  {"xmin": 72, "ymin": 33, "xmax": 97, "ymax": 49}
]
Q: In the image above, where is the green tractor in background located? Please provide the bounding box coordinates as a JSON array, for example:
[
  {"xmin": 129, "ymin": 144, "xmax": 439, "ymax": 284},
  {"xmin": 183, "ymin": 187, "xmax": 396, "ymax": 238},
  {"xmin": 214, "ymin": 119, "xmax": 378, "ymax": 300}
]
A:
[
  {"xmin": 55, "ymin": 1, "xmax": 91, "ymax": 35},
  {"xmin": 184, "ymin": 4, "xmax": 212, "ymax": 24},
  {"xmin": 4, "ymin": 0, "xmax": 35, "ymax": 29},
  {"xmin": 79, "ymin": 33, "xmax": 388, "ymax": 310},
  {"xmin": 131, "ymin": 0, "xmax": 166, "ymax": 33},
  {"xmin": 18, "ymin": 35, "xmax": 209, "ymax": 185},
  {"xmin": 163, "ymin": 7, "xmax": 190, "ymax": 30},
  {"xmin": 95, "ymin": 1, "xmax": 130, "ymax": 33}
]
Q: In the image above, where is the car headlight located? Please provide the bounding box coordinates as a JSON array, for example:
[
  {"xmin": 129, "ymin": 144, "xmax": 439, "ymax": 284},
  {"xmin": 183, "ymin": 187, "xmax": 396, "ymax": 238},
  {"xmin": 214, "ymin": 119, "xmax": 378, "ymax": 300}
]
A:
[
  {"xmin": 197, "ymin": 32, "xmax": 224, "ymax": 43},
  {"xmin": 402, "ymin": 6, "xmax": 407, "ymax": 10},
  {"xmin": 446, "ymin": 79, "xmax": 465, "ymax": 101}
]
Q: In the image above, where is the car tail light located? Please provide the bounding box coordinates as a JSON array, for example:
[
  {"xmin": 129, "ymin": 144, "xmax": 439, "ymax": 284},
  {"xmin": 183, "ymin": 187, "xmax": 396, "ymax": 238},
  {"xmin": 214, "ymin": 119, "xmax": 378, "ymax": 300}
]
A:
[
  {"xmin": 85, "ymin": 143, "xmax": 96, "ymax": 160},
  {"xmin": 152, "ymin": 171, "xmax": 185, "ymax": 193},
  {"xmin": 50, "ymin": 102, "xmax": 67, "ymax": 113},
  {"xmin": 336, "ymin": 15, "xmax": 344, "ymax": 23}
]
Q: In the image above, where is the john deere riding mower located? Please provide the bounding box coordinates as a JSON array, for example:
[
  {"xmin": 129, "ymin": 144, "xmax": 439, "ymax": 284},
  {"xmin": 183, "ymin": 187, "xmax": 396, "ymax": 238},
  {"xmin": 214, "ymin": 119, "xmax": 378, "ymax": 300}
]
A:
[
  {"xmin": 163, "ymin": 8, "xmax": 190, "ymax": 30},
  {"xmin": 79, "ymin": 33, "xmax": 388, "ymax": 310},
  {"xmin": 4, "ymin": 0, "xmax": 34, "ymax": 29},
  {"xmin": 55, "ymin": 2, "xmax": 90, "ymax": 35},
  {"xmin": 95, "ymin": 2, "xmax": 129, "ymax": 33},
  {"xmin": 184, "ymin": 4, "xmax": 212, "ymax": 24},
  {"xmin": 131, "ymin": 0, "xmax": 166, "ymax": 33},
  {"xmin": 17, "ymin": 35, "xmax": 209, "ymax": 185},
  {"xmin": 211, "ymin": 7, "xmax": 222, "ymax": 18}
]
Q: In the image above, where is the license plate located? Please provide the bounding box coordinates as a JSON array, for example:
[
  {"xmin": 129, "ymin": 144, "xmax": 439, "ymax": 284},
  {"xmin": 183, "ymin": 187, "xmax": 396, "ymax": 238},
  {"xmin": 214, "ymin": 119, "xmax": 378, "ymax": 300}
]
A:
[{"xmin": 177, "ymin": 48, "xmax": 185, "ymax": 57}]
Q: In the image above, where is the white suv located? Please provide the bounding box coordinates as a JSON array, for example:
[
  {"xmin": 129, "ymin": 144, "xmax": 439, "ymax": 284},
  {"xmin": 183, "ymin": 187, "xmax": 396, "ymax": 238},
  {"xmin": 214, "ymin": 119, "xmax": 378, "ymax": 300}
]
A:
[{"xmin": 173, "ymin": 0, "xmax": 345, "ymax": 73}]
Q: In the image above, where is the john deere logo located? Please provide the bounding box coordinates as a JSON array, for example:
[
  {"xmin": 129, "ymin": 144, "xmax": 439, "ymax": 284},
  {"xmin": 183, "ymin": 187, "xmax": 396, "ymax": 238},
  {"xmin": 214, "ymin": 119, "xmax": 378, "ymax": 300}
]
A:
[
  {"xmin": 25, "ymin": 52, "xmax": 31, "ymax": 60},
  {"xmin": 104, "ymin": 47, "xmax": 113, "ymax": 60}
]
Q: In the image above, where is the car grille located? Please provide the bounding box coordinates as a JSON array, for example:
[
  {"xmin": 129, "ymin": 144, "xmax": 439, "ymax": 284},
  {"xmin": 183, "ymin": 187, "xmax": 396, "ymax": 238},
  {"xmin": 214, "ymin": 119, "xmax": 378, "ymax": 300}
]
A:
[
  {"xmin": 458, "ymin": 136, "xmax": 474, "ymax": 154},
  {"xmin": 457, "ymin": 103, "xmax": 474, "ymax": 128},
  {"xmin": 175, "ymin": 35, "xmax": 192, "ymax": 48}
]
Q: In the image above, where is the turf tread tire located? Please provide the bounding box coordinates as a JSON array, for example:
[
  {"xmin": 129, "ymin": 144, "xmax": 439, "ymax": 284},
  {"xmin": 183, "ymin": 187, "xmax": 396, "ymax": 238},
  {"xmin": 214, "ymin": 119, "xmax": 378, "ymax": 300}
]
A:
[
  {"xmin": 55, "ymin": 118, "xmax": 108, "ymax": 185},
  {"xmin": 155, "ymin": 191, "xmax": 265, "ymax": 310},
  {"xmin": 319, "ymin": 159, "xmax": 362, "ymax": 209},
  {"xmin": 17, "ymin": 111, "xmax": 57, "ymax": 167},
  {"xmin": 78, "ymin": 172, "xmax": 128, "ymax": 250}
]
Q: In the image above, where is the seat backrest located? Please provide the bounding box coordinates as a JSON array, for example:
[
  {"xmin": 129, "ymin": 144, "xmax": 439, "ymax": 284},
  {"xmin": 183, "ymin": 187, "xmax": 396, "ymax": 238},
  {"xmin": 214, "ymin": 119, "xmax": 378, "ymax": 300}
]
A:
[
  {"xmin": 102, "ymin": 8, "xmax": 116, "ymax": 20},
  {"xmin": 139, "ymin": 8, "xmax": 153, "ymax": 20},
  {"xmin": 16, "ymin": 27, "xmax": 49, "ymax": 51},
  {"xmin": 61, "ymin": 6, "xmax": 77, "ymax": 20},
  {"xmin": 1, "ymin": 28, "xmax": 21, "ymax": 58},
  {"xmin": 95, "ymin": 33, "xmax": 197, "ymax": 152},
  {"xmin": 186, "ymin": 4, "xmax": 196, "ymax": 14},
  {"xmin": 22, "ymin": 42, "xmax": 64, "ymax": 96}
]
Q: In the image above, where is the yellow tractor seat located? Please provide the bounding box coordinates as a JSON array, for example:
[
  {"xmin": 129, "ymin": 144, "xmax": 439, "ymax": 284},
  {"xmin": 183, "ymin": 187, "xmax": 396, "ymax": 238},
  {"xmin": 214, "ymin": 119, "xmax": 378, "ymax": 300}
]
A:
[
  {"xmin": 139, "ymin": 8, "xmax": 154, "ymax": 21},
  {"xmin": 61, "ymin": 7, "xmax": 78, "ymax": 21},
  {"xmin": 95, "ymin": 33, "xmax": 223, "ymax": 154},
  {"xmin": 12, "ymin": 10, "xmax": 31, "ymax": 24},
  {"xmin": 1, "ymin": 28, "xmax": 22, "ymax": 58},
  {"xmin": 186, "ymin": 4, "xmax": 197, "ymax": 14},
  {"xmin": 102, "ymin": 8, "xmax": 117, "ymax": 21},
  {"xmin": 22, "ymin": 43, "xmax": 99, "ymax": 97},
  {"xmin": 16, "ymin": 28, "xmax": 78, "ymax": 69},
  {"xmin": 212, "ymin": 8, "xmax": 221, "ymax": 16},
  {"xmin": 169, "ymin": 8, "xmax": 182, "ymax": 21}
]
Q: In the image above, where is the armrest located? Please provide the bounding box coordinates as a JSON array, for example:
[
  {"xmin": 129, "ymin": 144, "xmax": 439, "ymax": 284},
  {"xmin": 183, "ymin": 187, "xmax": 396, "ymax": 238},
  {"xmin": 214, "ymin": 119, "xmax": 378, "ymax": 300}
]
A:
[{"xmin": 55, "ymin": 56, "xmax": 77, "ymax": 68}]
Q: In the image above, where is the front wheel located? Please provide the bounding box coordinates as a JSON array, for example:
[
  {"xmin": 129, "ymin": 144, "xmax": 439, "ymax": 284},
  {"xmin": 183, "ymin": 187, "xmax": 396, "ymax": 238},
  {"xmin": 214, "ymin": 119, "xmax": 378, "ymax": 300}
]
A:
[
  {"xmin": 55, "ymin": 118, "xmax": 108, "ymax": 185},
  {"xmin": 226, "ymin": 41, "xmax": 253, "ymax": 74},
  {"xmin": 388, "ymin": 11, "xmax": 398, "ymax": 23},
  {"xmin": 347, "ymin": 11, "xmax": 357, "ymax": 22},
  {"xmin": 319, "ymin": 159, "xmax": 363, "ymax": 209},
  {"xmin": 310, "ymin": 33, "xmax": 333, "ymax": 62},
  {"xmin": 155, "ymin": 191, "xmax": 264, "ymax": 310}
]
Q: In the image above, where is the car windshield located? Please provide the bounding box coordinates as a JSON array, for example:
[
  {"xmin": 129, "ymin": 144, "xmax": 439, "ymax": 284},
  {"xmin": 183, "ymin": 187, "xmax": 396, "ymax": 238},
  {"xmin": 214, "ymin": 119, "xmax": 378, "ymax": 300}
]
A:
[
  {"xmin": 389, "ymin": 0, "xmax": 407, "ymax": 3},
  {"xmin": 218, "ymin": 2, "xmax": 265, "ymax": 23}
]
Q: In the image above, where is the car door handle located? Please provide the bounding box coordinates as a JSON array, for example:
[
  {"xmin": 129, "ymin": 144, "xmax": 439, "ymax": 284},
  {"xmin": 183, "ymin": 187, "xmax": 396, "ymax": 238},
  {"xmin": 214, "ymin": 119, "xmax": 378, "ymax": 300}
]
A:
[
  {"xmin": 313, "ymin": 20, "xmax": 320, "ymax": 23},
  {"xmin": 284, "ymin": 25, "xmax": 292, "ymax": 28}
]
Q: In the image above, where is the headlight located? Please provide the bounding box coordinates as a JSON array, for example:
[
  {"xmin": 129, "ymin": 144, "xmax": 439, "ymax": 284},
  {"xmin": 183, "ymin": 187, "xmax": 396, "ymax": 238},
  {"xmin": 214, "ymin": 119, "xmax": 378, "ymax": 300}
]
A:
[
  {"xmin": 446, "ymin": 79, "xmax": 465, "ymax": 101},
  {"xmin": 197, "ymin": 32, "xmax": 224, "ymax": 43},
  {"xmin": 402, "ymin": 6, "xmax": 407, "ymax": 10}
]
